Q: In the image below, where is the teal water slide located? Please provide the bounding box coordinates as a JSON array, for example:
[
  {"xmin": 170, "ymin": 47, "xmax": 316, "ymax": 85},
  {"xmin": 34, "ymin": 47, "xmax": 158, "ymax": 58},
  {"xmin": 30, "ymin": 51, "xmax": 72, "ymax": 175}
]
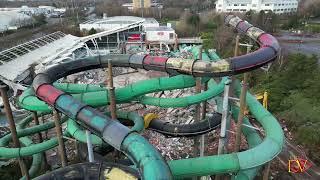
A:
[{"xmin": 0, "ymin": 15, "xmax": 284, "ymax": 179}]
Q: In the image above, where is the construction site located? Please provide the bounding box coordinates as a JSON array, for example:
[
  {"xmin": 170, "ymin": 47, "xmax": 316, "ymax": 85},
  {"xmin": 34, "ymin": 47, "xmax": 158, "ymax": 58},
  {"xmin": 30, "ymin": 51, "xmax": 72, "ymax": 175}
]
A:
[{"xmin": 0, "ymin": 12, "xmax": 317, "ymax": 180}]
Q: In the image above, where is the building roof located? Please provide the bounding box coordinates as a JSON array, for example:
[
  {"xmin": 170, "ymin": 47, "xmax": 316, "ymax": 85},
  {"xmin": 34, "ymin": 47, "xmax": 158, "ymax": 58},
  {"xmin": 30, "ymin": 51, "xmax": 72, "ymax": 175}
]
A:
[
  {"xmin": 217, "ymin": 0, "xmax": 297, "ymax": 4},
  {"xmin": 80, "ymin": 16, "xmax": 159, "ymax": 27},
  {"xmin": 0, "ymin": 31, "xmax": 84, "ymax": 90},
  {"xmin": 145, "ymin": 26, "xmax": 174, "ymax": 31},
  {"xmin": 0, "ymin": 19, "xmax": 146, "ymax": 91},
  {"xmin": 81, "ymin": 16, "xmax": 146, "ymax": 25}
]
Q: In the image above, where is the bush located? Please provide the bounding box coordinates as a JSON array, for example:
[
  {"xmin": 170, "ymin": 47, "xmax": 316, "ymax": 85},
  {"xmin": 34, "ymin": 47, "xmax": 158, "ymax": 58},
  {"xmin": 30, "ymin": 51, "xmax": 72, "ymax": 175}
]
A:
[
  {"xmin": 88, "ymin": 28, "xmax": 97, "ymax": 35},
  {"xmin": 32, "ymin": 14, "xmax": 47, "ymax": 25},
  {"xmin": 251, "ymin": 53, "xmax": 320, "ymax": 163},
  {"xmin": 306, "ymin": 24, "xmax": 320, "ymax": 33}
]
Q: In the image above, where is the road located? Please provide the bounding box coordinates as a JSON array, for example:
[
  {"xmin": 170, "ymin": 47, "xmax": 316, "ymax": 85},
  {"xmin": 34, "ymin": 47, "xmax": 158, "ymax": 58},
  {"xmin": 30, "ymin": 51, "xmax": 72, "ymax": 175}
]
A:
[{"xmin": 276, "ymin": 31, "xmax": 320, "ymax": 59}]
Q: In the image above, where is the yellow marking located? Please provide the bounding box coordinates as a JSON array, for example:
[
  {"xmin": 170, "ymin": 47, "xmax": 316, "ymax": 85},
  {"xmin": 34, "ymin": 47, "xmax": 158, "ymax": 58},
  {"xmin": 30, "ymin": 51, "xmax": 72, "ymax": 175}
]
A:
[
  {"xmin": 192, "ymin": 60, "xmax": 230, "ymax": 73},
  {"xmin": 166, "ymin": 58, "xmax": 194, "ymax": 72},
  {"xmin": 247, "ymin": 27, "xmax": 265, "ymax": 40},
  {"xmin": 211, "ymin": 60, "xmax": 230, "ymax": 72},
  {"xmin": 255, "ymin": 91, "xmax": 268, "ymax": 109},
  {"xmin": 246, "ymin": 91, "xmax": 268, "ymax": 115},
  {"xmin": 104, "ymin": 168, "xmax": 137, "ymax": 180},
  {"xmin": 144, "ymin": 113, "xmax": 159, "ymax": 128}
]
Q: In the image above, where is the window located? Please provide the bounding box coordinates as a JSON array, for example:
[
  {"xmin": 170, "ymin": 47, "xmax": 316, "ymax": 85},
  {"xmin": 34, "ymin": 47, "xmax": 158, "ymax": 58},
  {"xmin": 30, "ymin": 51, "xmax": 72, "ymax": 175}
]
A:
[
  {"xmin": 169, "ymin": 33, "xmax": 174, "ymax": 39},
  {"xmin": 234, "ymin": 4, "xmax": 238, "ymax": 6},
  {"xmin": 241, "ymin": 4, "xmax": 246, "ymax": 6},
  {"xmin": 227, "ymin": 9, "xmax": 232, "ymax": 11},
  {"xmin": 252, "ymin": 4, "xmax": 257, "ymax": 7},
  {"xmin": 265, "ymin": 4, "xmax": 270, "ymax": 6},
  {"xmin": 233, "ymin": 9, "xmax": 239, "ymax": 11},
  {"xmin": 218, "ymin": 4, "xmax": 222, "ymax": 7}
]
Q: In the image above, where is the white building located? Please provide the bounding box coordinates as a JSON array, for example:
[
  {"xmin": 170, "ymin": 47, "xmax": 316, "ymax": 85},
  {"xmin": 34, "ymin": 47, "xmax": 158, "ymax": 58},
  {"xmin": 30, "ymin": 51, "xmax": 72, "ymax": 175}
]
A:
[
  {"xmin": 122, "ymin": 3, "xmax": 134, "ymax": 11},
  {"xmin": 145, "ymin": 26, "xmax": 176, "ymax": 43},
  {"xmin": 19, "ymin": 6, "xmax": 66, "ymax": 17},
  {"xmin": 216, "ymin": 0, "xmax": 299, "ymax": 14}
]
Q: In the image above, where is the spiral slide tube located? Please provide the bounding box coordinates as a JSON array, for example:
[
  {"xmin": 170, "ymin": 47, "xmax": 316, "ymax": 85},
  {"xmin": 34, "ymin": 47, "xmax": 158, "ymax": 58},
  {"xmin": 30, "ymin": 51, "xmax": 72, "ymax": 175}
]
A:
[
  {"xmin": 31, "ymin": 15, "xmax": 279, "ymax": 179},
  {"xmin": 32, "ymin": 64, "xmax": 173, "ymax": 179},
  {"xmin": 0, "ymin": 114, "xmax": 61, "ymax": 179},
  {"xmin": 0, "ymin": 115, "xmax": 67, "ymax": 159},
  {"xmin": 18, "ymin": 74, "xmax": 223, "ymax": 138},
  {"xmin": 0, "ymin": 15, "xmax": 283, "ymax": 179},
  {"xmin": 19, "ymin": 75, "xmax": 207, "ymax": 112},
  {"xmin": 67, "ymin": 111, "xmax": 145, "ymax": 146},
  {"xmin": 167, "ymin": 79, "xmax": 284, "ymax": 179}
]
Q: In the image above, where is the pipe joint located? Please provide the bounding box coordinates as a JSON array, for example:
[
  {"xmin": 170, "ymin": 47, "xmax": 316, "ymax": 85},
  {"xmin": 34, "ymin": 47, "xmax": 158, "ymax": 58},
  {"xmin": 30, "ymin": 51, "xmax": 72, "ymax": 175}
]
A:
[
  {"xmin": 102, "ymin": 120, "xmax": 131, "ymax": 150},
  {"xmin": 33, "ymin": 73, "xmax": 51, "ymax": 91}
]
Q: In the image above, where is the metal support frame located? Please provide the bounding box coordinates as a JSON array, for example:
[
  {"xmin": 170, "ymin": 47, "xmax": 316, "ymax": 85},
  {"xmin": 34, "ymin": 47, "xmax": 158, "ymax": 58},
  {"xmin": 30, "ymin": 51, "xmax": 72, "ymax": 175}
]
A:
[
  {"xmin": 234, "ymin": 42, "xmax": 252, "ymax": 152},
  {"xmin": 228, "ymin": 97, "xmax": 240, "ymax": 102},
  {"xmin": 86, "ymin": 130, "xmax": 94, "ymax": 162},
  {"xmin": 117, "ymin": 32, "xmax": 120, "ymax": 49},
  {"xmin": 218, "ymin": 79, "xmax": 231, "ymax": 155}
]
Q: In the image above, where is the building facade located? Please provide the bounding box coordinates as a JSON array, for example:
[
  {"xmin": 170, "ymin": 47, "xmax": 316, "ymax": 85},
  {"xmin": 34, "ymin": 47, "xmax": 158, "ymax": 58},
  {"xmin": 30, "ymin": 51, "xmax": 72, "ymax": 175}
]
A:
[{"xmin": 216, "ymin": 0, "xmax": 299, "ymax": 14}]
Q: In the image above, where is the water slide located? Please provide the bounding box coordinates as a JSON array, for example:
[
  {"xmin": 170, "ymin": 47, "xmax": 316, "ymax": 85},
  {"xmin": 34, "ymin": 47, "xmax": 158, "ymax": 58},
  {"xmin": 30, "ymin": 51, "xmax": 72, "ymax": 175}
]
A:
[{"xmin": 0, "ymin": 15, "xmax": 284, "ymax": 179}]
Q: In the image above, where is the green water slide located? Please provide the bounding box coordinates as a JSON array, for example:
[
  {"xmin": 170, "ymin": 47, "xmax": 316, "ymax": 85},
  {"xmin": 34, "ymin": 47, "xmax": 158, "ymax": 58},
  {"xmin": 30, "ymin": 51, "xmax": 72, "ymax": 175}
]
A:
[{"xmin": 0, "ymin": 46, "xmax": 284, "ymax": 179}]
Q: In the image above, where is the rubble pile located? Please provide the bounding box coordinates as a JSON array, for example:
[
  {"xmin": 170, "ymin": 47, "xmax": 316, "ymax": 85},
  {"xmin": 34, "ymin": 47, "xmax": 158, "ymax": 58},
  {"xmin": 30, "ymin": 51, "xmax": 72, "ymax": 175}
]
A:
[{"xmin": 59, "ymin": 65, "xmax": 235, "ymax": 160}]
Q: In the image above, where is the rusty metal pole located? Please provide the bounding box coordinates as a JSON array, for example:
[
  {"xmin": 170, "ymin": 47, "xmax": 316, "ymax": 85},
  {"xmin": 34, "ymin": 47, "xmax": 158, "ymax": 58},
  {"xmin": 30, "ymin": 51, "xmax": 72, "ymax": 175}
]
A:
[
  {"xmin": 0, "ymin": 85, "xmax": 29, "ymax": 179},
  {"xmin": 107, "ymin": 60, "xmax": 117, "ymax": 120},
  {"xmin": 32, "ymin": 111, "xmax": 49, "ymax": 169},
  {"xmin": 40, "ymin": 114, "xmax": 48, "ymax": 139},
  {"xmin": 52, "ymin": 109, "xmax": 67, "ymax": 167},
  {"xmin": 32, "ymin": 112, "xmax": 43, "ymax": 143},
  {"xmin": 200, "ymin": 82, "xmax": 207, "ymax": 157},
  {"xmin": 228, "ymin": 34, "xmax": 240, "ymax": 109},
  {"xmin": 234, "ymin": 35, "xmax": 240, "ymax": 57},
  {"xmin": 106, "ymin": 60, "xmax": 119, "ymax": 160},
  {"xmin": 263, "ymin": 162, "xmax": 271, "ymax": 180},
  {"xmin": 198, "ymin": 46, "xmax": 205, "ymax": 158},
  {"xmin": 193, "ymin": 47, "xmax": 202, "ymax": 158},
  {"xmin": 200, "ymin": 47, "xmax": 208, "ymax": 180},
  {"xmin": 234, "ymin": 43, "xmax": 251, "ymax": 152},
  {"xmin": 233, "ymin": 73, "xmax": 248, "ymax": 152}
]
